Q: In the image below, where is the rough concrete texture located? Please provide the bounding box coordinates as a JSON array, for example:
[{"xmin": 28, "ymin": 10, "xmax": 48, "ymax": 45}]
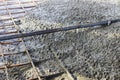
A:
[{"xmin": 19, "ymin": 0, "xmax": 120, "ymax": 80}]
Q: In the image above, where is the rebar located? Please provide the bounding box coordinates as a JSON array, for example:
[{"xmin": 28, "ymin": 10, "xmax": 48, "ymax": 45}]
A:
[
  {"xmin": 0, "ymin": 19, "xmax": 120, "ymax": 41},
  {"xmin": 0, "ymin": 0, "xmax": 71, "ymax": 80}
]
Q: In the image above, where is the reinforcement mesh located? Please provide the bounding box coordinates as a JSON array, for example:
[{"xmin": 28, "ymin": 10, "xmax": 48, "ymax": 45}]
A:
[
  {"xmin": 0, "ymin": 0, "xmax": 120, "ymax": 80},
  {"xmin": 0, "ymin": 0, "xmax": 42, "ymax": 80}
]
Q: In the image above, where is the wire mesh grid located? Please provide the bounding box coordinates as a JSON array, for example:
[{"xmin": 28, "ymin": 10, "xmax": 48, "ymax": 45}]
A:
[
  {"xmin": 0, "ymin": 0, "xmax": 42, "ymax": 80},
  {"xmin": 0, "ymin": 0, "xmax": 75, "ymax": 80},
  {"xmin": 0, "ymin": 0, "xmax": 120, "ymax": 80}
]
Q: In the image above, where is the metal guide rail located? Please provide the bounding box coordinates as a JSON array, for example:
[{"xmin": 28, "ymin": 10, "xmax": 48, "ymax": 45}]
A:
[{"xmin": 0, "ymin": 0, "xmax": 75, "ymax": 80}]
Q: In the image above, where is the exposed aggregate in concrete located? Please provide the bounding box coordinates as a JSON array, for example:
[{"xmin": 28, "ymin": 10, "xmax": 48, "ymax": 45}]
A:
[{"xmin": 19, "ymin": 0, "xmax": 120, "ymax": 79}]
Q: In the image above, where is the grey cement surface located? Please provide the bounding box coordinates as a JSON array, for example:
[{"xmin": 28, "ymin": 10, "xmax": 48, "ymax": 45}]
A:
[{"xmin": 19, "ymin": 0, "xmax": 120, "ymax": 80}]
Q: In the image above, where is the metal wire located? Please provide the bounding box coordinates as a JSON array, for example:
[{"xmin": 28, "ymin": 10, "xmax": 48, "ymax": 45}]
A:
[
  {"xmin": 0, "ymin": 45, "xmax": 9, "ymax": 80},
  {"xmin": 0, "ymin": 0, "xmax": 41, "ymax": 80},
  {"xmin": 3, "ymin": 0, "xmax": 41, "ymax": 80},
  {"xmin": 0, "ymin": 0, "xmax": 67, "ymax": 80},
  {"xmin": 17, "ymin": 0, "xmax": 42, "ymax": 79}
]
